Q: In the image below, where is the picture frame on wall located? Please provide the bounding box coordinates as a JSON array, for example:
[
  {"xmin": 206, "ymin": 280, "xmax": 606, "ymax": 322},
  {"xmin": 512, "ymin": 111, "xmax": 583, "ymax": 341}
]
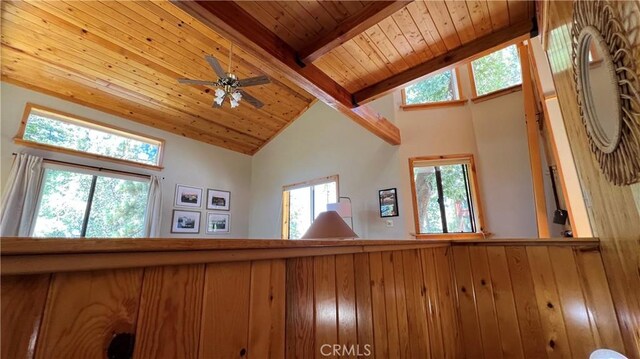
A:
[
  {"xmin": 174, "ymin": 184, "xmax": 203, "ymax": 208},
  {"xmin": 379, "ymin": 188, "xmax": 399, "ymax": 218},
  {"xmin": 206, "ymin": 189, "xmax": 230, "ymax": 211},
  {"xmin": 206, "ymin": 212, "xmax": 230, "ymax": 234},
  {"xmin": 171, "ymin": 210, "xmax": 201, "ymax": 233}
]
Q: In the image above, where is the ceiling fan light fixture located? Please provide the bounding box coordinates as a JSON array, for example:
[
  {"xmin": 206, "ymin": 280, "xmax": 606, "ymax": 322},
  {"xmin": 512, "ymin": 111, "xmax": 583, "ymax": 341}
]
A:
[
  {"xmin": 214, "ymin": 88, "xmax": 226, "ymax": 97},
  {"xmin": 230, "ymin": 99, "xmax": 239, "ymax": 108},
  {"xmin": 231, "ymin": 91, "xmax": 242, "ymax": 101},
  {"xmin": 214, "ymin": 96, "xmax": 225, "ymax": 106}
]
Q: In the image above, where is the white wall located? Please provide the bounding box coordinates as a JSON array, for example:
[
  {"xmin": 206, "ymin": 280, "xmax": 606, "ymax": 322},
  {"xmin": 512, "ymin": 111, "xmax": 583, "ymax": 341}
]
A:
[
  {"xmin": 249, "ymin": 75, "xmax": 540, "ymax": 238},
  {"xmin": 249, "ymin": 98, "xmax": 405, "ymax": 239},
  {"xmin": 469, "ymin": 90, "xmax": 538, "ymax": 237},
  {"xmin": 0, "ymin": 82, "xmax": 252, "ymax": 238}
]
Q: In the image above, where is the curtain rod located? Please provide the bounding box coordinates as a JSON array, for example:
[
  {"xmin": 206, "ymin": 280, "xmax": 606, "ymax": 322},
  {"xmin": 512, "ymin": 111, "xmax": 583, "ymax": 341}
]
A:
[{"xmin": 11, "ymin": 152, "xmax": 156, "ymax": 179}]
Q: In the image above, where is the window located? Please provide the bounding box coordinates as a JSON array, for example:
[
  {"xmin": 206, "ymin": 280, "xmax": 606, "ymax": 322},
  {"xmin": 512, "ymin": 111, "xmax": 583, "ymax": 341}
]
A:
[
  {"xmin": 409, "ymin": 155, "xmax": 483, "ymax": 237},
  {"xmin": 402, "ymin": 69, "xmax": 463, "ymax": 107},
  {"xmin": 469, "ymin": 44, "xmax": 522, "ymax": 97},
  {"xmin": 16, "ymin": 104, "xmax": 164, "ymax": 169},
  {"xmin": 31, "ymin": 164, "xmax": 150, "ymax": 238},
  {"xmin": 282, "ymin": 176, "xmax": 338, "ymax": 239}
]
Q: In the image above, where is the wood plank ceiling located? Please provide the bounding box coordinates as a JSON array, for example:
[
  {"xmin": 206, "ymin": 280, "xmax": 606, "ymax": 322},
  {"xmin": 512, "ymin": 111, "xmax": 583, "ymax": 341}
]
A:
[
  {"xmin": 0, "ymin": 1, "xmax": 316, "ymax": 155},
  {"xmin": 1, "ymin": 1, "xmax": 534, "ymax": 155}
]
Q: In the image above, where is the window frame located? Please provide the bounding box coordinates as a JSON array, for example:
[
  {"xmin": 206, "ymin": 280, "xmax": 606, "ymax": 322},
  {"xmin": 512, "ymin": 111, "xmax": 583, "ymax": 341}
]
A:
[
  {"xmin": 400, "ymin": 67, "xmax": 467, "ymax": 110},
  {"xmin": 281, "ymin": 175, "xmax": 339, "ymax": 239},
  {"xmin": 31, "ymin": 162, "xmax": 152, "ymax": 238},
  {"xmin": 467, "ymin": 43, "xmax": 524, "ymax": 103},
  {"xmin": 408, "ymin": 154, "xmax": 485, "ymax": 239},
  {"xmin": 15, "ymin": 103, "xmax": 165, "ymax": 170}
]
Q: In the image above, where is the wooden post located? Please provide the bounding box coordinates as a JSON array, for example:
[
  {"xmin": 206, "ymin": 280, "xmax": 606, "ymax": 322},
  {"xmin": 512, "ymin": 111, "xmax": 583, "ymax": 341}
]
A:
[{"xmin": 518, "ymin": 43, "xmax": 550, "ymax": 238}]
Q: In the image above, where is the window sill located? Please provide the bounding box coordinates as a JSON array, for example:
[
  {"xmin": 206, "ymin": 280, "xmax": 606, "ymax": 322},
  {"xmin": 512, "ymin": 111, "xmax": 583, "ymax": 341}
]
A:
[
  {"xmin": 471, "ymin": 84, "xmax": 522, "ymax": 104},
  {"xmin": 414, "ymin": 232, "xmax": 486, "ymax": 240},
  {"xmin": 14, "ymin": 138, "xmax": 164, "ymax": 171},
  {"xmin": 400, "ymin": 99, "xmax": 467, "ymax": 111}
]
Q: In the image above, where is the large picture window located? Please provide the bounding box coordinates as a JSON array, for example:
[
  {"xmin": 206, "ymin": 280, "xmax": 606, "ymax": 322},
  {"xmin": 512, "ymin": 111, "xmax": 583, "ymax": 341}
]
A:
[
  {"xmin": 409, "ymin": 155, "xmax": 483, "ymax": 238},
  {"xmin": 31, "ymin": 164, "xmax": 150, "ymax": 238},
  {"xmin": 16, "ymin": 104, "xmax": 164, "ymax": 169},
  {"xmin": 282, "ymin": 175, "xmax": 338, "ymax": 239}
]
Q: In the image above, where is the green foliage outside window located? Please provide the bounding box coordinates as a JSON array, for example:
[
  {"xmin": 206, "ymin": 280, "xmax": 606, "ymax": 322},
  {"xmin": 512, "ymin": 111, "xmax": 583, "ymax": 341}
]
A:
[
  {"xmin": 414, "ymin": 164, "xmax": 473, "ymax": 234},
  {"xmin": 23, "ymin": 113, "xmax": 160, "ymax": 166},
  {"xmin": 471, "ymin": 45, "xmax": 522, "ymax": 96},
  {"xmin": 404, "ymin": 70, "xmax": 458, "ymax": 105},
  {"xmin": 32, "ymin": 168, "xmax": 149, "ymax": 238}
]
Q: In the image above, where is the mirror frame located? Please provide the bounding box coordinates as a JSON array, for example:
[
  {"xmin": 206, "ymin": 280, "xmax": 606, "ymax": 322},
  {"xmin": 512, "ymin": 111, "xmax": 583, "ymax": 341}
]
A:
[{"xmin": 571, "ymin": 0, "xmax": 640, "ymax": 185}]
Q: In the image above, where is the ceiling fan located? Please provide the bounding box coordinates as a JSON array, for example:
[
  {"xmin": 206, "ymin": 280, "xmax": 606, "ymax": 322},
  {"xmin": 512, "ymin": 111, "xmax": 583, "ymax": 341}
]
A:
[{"xmin": 178, "ymin": 45, "xmax": 270, "ymax": 109}]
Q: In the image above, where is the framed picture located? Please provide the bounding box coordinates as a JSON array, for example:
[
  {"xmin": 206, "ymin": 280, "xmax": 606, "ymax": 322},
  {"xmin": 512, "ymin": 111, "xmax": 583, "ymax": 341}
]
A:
[
  {"xmin": 206, "ymin": 212, "xmax": 230, "ymax": 234},
  {"xmin": 175, "ymin": 184, "xmax": 203, "ymax": 208},
  {"xmin": 206, "ymin": 189, "xmax": 230, "ymax": 211},
  {"xmin": 379, "ymin": 188, "xmax": 399, "ymax": 218},
  {"xmin": 171, "ymin": 210, "xmax": 201, "ymax": 233}
]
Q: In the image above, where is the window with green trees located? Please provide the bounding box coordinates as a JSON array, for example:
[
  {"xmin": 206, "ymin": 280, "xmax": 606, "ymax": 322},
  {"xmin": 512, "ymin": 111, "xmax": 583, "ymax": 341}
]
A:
[
  {"xmin": 31, "ymin": 165, "xmax": 150, "ymax": 238},
  {"xmin": 470, "ymin": 44, "xmax": 522, "ymax": 96},
  {"xmin": 403, "ymin": 69, "xmax": 460, "ymax": 105},
  {"xmin": 410, "ymin": 156, "xmax": 481, "ymax": 235},
  {"xmin": 20, "ymin": 105, "xmax": 163, "ymax": 167},
  {"xmin": 282, "ymin": 177, "xmax": 338, "ymax": 239}
]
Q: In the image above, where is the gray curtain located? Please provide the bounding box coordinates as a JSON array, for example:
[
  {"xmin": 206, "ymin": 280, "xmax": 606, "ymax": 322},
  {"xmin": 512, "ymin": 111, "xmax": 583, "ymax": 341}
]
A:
[
  {"xmin": 144, "ymin": 175, "xmax": 162, "ymax": 237},
  {"xmin": 0, "ymin": 153, "xmax": 44, "ymax": 236}
]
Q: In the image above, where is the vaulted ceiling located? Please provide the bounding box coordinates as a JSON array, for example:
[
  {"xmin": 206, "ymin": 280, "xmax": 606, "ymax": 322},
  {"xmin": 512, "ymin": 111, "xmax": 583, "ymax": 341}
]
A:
[{"xmin": 1, "ymin": 1, "xmax": 535, "ymax": 155}]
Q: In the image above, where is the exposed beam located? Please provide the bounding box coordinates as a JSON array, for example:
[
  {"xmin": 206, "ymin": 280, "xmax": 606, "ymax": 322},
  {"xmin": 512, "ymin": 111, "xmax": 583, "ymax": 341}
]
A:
[
  {"xmin": 353, "ymin": 19, "xmax": 537, "ymax": 105},
  {"xmin": 518, "ymin": 42, "xmax": 550, "ymax": 238},
  {"xmin": 172, "ymin": 0, "xmax": 400, "ymax": 145},
  {"xmin": 298, "ymin": 1, "xmax": 413, "ymax": 64}
]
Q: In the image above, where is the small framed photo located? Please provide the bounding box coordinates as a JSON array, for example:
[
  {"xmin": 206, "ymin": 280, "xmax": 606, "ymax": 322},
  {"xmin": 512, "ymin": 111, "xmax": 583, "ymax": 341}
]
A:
[
  {"xmin": 206, "ymin": 189, "xmax": 230, "ymax": 211},
  {"xmin": 171, "ymin": 210, "xmax": 201, "ymax": 233},
  {"xmin": 175, "ymin": 184, "xmax": 203, "ymax": 208},
  {"xmin": 379, "ymin": 188, "xmax": 399, "ymax": 218},
  {"xmin": 206, "ymin": 212, "xmax": 230, "ymax": 234}
]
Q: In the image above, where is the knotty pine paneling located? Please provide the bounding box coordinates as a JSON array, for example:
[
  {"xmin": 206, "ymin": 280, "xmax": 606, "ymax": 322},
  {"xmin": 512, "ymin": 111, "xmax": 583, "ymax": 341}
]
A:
[
  {"xmin": 451, "ymin": 245, "xmax": 625, "ymax": 359},
  {"xmin": 35, "ymin": 269, "xmax": 144, "ymax": 359},
  {"xmin": 542, "ymin": 1, "xmax": 640, "ymax": 357},
  {"xmin": 285, "ymin": 247, "xmax": 462, "ymax": 359},
  {"xmin": 0, "ymin": 275, "xmax": 50, "ymax": 359}
]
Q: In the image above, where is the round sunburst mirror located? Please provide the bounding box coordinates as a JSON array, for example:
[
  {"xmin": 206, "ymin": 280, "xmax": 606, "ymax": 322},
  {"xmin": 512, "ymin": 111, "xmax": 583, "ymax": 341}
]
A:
[{"xmin": 572, "ymin": 0, "xmax": 640, "ymax": 185}]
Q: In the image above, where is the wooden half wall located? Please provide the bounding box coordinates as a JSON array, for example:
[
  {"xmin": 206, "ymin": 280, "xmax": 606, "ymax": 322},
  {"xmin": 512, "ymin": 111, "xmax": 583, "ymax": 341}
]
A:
[{"xmin": 0, "ymin": 238, "xmax": 624, "ymax": 358}]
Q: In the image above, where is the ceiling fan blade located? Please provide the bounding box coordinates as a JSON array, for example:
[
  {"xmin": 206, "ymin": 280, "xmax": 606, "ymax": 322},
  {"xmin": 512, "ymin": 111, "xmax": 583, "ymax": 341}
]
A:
[
  {"xmin": 238, "ymin": 75, "xmax": 270, "ymax": 87},
  {"xmin": 204, "ymin": 55, "xmax": 226, "ymax": 78},
  {"xmin": 178, "ymin": 78, "xmax": 217, "ymax": 86},
  {"xmin": 213, "ymin": 94, "xmax": 226, "ymax": 108},
  {"xmin": 240, "ymin": 90, "xmax": 264, "ymax": 109}
]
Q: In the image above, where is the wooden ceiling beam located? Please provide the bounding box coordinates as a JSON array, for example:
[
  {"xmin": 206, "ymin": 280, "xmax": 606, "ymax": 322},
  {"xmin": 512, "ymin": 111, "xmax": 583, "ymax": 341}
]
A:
[
  {"xmin": 172, "ymin": 0, "xmax": 401, "ymax": 146},
  {"xmin": 352, "ymin": 18, "xmax": 537, "ymax": 105},
  {"xmin": 298, "ymin": 1, "xmax": 413, "ymax": 64}
]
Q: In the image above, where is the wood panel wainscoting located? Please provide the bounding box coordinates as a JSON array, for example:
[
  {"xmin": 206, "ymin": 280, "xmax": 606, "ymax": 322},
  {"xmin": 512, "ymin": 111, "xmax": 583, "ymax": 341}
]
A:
[
  {"xmin": 540, "ymin": 1, "xmax": 640, "ymax": 357},
  {"xmin": 0, "ymin": 237, "xmax": 624, "ymax": 358}
]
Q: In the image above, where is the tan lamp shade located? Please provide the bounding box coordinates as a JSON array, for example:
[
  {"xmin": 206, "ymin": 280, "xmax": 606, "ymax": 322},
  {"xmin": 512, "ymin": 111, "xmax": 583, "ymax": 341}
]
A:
[{"xmin": 301, "ymin": 211, "xmax": 358, "ymax": 239}]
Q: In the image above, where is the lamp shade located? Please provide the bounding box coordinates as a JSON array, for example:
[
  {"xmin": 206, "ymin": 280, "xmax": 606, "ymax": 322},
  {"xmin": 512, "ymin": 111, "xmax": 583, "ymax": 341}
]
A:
[
  {"xmin": 327, "ymin": 201, "xmax": 352, "ymax": 217},
  {"xmin": 301, "ymin": 211, "xmax": 358, "ymax": 239}
]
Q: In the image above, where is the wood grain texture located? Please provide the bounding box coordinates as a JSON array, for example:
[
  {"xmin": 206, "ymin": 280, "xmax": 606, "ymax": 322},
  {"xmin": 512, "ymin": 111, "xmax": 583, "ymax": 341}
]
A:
[
  {"xmin": 0, "ymin": 275, "xmax": 50, "ymax": 359},
  {"xmin": 133, "ymin": 265, "xmax": 205, "ymax": 359},
  {"xmin": 35, "ymin": 269, "xmax": 144, "ymax": 359},
  {"xmin": 451, "ymin": 245, "xmax": 624, "ymax": 359},
  {"xmin": 248, "ymin": 260, "xmax": 286, "ymax": 359},
  {"xmin": 285, "ymin": 257, "xmax": 315, "ymax": 359},
  {"xmin": 0, "ymin": 0, "xmax": 316, "ymax": 155},
  {"xmin": 542, "ymin": 1, "xmax": 640, "ymax": 356},
  {"xmin": 199, "ymin": 262, "xmax": 251, "ymax": 359}
]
